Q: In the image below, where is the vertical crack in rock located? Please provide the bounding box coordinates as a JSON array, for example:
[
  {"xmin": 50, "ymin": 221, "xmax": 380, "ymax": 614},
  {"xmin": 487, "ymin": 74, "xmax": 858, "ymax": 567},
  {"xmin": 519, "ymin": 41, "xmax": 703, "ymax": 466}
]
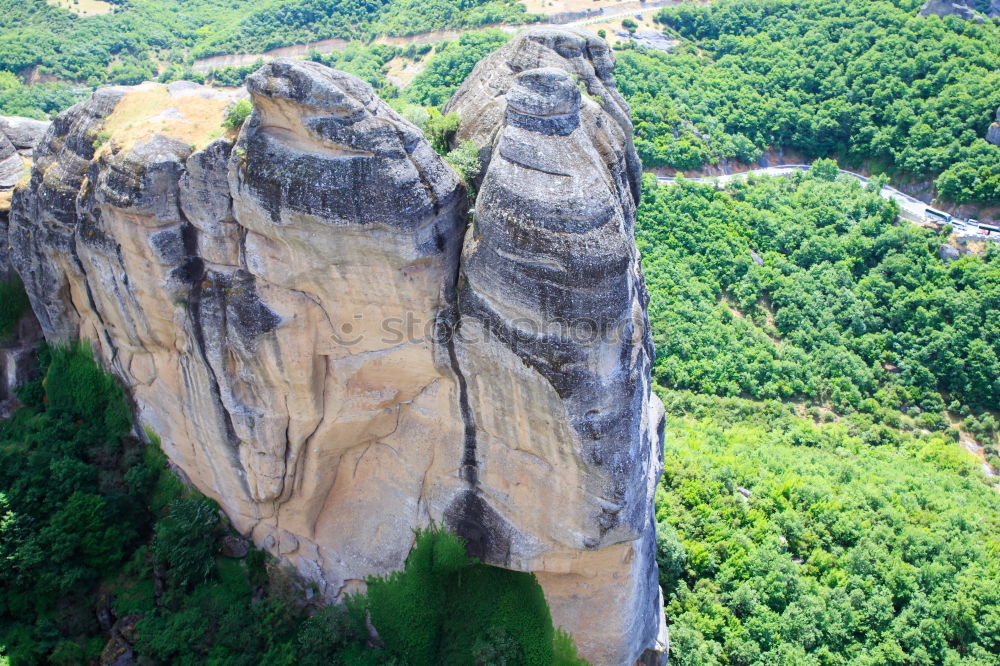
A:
[
  {"xmin": 445, "ymin": 316, "xmax": 478, "ymax": 486},
  {"xmin": 9, "ymin": 45, "xmax": 666, "ymax": 665}
]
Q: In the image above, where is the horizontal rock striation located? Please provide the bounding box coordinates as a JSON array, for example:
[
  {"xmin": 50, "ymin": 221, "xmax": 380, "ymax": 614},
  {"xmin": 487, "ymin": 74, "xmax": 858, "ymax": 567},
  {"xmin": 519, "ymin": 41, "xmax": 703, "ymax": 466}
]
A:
[
  {"xmin": 11, "ymin": 29, "xmax": 665, "ymax": 665},
  {"xmin": 447, "ymin": 28, "xmax": 666, "ymax": 664},
  {"xmin": 0, "ymin": 115, "xmax": 50, "ymax": 279}
]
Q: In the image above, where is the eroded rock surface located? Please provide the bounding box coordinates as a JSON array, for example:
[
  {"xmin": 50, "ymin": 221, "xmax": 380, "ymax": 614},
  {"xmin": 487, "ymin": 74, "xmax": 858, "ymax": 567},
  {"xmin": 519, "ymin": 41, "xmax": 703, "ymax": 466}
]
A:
[
  {"xmin": 0, "ymin": 115, "xmax": 50, "ymax": 278},
  {"xmin": 918, "ymin": 0, "xmax": 1000, "ymax": 20},
  {"xmin": 11, "ymin": 30, "xmax": 665, "ymax": 665},
  {"xmin": 987, "ymin": 107, "xmax": 1000, "ymax": 147}
]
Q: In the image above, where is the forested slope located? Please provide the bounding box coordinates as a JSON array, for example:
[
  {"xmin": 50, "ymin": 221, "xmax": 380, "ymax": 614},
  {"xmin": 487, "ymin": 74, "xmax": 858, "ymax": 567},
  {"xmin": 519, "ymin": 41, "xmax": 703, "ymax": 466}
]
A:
[
  {"xmin": 0, "ymin": 0, "xmax": 531, "ymax": 99},
  {"xmin": 638, "ymin": 166, "xmax": 1000, "ymax": 665},
  {"xmin": 639, "ymin": 165, "xmax": 1000, "ymax": 425},
  {"xmin": 616, "ymin": 0, "xmax": 1000, "ymax": 204},
  {"xmin": 654, "ymin": 393, "xmax": 1000, "ymax": 666}
]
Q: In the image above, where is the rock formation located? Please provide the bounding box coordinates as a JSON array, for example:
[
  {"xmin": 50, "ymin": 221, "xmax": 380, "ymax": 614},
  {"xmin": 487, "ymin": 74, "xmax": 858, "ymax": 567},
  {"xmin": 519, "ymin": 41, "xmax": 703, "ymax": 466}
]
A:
[
  {"xmin": 0, "ymin": 115, "xmax": 50, "ymax": 279},
  {"xmin": 0, "ymin": 115, "xmax": 48, "ymax": 410},
  {"xmin": 918, "ymin": 0, "xmax": 1000, "ymax": 20},
  {"xmin": 10, "ymin": 29, "xmax": 666, "ymax": 665},
  {"xmin": 987, "ymin": 107, "xmax": 1000, "ymax": 147}
]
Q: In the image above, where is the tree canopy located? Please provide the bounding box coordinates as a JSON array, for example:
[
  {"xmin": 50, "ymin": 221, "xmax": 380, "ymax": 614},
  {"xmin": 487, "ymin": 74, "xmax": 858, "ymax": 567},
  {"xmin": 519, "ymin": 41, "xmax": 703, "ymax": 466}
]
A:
[{"xmin": 615, "ymin": 0, "xmax": 1000, "ymax": 204}]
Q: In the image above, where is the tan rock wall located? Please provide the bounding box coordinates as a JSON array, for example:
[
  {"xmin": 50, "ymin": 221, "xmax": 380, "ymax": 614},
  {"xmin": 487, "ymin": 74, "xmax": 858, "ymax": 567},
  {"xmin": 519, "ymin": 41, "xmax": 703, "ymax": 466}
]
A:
[{"xmin": 10, "ymin": 33, "xmax": 666, "ymax": 664}]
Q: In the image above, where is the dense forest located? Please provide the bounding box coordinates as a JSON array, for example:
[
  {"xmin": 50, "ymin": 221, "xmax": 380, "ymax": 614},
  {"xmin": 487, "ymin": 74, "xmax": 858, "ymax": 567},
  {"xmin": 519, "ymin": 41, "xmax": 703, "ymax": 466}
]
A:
[
  {"xmin": 0, "ymin": 0, "xmax": 531, "ymax": 101},
  {"xmin": 638, "ymin": 166, "xmax": 1000, "ymax": 664},
  {"xmin": 617, "ymin": 0, "xmax": 1000, "ymax": 204},
  {"xmin": 0, "ymin": 342, "xmax": 584, "ymax": 665},
  {"xmin": 653, "ymin": 391, "xmax": 1000, "ymax": 666},
  {"xmin": 637, "ymin": 165, "xmax": 1000, "ymax": 455}
]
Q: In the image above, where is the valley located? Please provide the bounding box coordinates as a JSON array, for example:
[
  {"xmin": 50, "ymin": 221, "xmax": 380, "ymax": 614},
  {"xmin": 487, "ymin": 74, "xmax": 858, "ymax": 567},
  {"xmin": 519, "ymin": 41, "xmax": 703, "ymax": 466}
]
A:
[{"xmin": 1, "ymin": 1, "xmax": 1000, "ymax": 665}]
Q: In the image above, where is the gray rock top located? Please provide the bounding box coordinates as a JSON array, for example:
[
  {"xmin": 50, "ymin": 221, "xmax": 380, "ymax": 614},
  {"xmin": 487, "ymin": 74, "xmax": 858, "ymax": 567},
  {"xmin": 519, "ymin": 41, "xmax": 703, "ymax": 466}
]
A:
[
  {"xmin": 939, "ymin": 244, "xmax": 961, "ymax": 262},
  {"xmin": 918, "ymin": 0, "xmax": 999, "ymax": 20},
  {"xmin": 0, "ymin": 115, "xmax": 51, "ymax": 153},
  {"xmin": 446, "ymin": 27, "xmax": 641, "ymax": 203}
]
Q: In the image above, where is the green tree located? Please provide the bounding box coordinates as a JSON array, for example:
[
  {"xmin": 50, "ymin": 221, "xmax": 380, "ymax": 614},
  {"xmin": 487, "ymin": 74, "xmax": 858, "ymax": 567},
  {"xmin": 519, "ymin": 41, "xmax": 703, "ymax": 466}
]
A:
[{"xmin": 153, "ymin": 497, "xmax": 220, "ymax": 589}]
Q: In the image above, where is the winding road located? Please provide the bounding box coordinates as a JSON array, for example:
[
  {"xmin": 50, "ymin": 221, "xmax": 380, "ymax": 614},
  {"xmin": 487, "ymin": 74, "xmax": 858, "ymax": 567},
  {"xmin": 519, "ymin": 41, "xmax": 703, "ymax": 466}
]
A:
[
  {"xmin": 191, "ymin": 0, "xmax": 675, "ymax": 71},
  {"xmin": 656, "ymin": 164, "xmax": 975, "ymax": 230}
]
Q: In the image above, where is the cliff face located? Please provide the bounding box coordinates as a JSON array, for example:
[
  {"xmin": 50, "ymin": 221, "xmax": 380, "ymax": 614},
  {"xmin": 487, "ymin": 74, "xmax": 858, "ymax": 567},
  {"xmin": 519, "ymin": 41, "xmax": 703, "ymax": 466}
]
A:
[
  {"xmin": 11, "ymin": 29, "xmax": 666, "ymax": 665},
  {"xmin": 0, "ymin": 115, "xmax": 49, "ymax": 414},
  {"xmin": 0, "ymin": 115, "xmax": 50, "ymax": 280}
]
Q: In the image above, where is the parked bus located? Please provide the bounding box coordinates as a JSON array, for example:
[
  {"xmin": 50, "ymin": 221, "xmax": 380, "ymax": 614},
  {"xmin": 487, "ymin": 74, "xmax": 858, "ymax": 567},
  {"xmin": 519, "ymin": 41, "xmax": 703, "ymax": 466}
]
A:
[{"xmin": 925, "ymin": 208, "xmax": 952, "ymax": 224}]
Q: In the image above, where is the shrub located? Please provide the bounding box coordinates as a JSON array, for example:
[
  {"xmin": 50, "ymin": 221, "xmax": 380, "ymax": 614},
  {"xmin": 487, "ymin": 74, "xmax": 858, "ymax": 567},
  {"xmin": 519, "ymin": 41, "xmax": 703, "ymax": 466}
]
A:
[
  {"xmin": 423, "ymin": 108, "xmax": 460, "ymax": 155},
  {"xmin": 445, "ymin": 139, "xmax": 481, "ymax": 186},
  {"xmin": 222, "ymin": 100, "xmax": 253, "ymax": 129},
  {"xmin": 45, "ymin": 341, "xmax": 132, "ymax": 440},
  {"xmin": 153, "ymin": 497, "xmax": 220, "ymax": 589},
  {"xmin": 362, "ymin": 526, "xmax": 569, "ymax": 665},
  {"xmin": 0, "ymin": 278, "xmax": 31, "ymax": 341}
]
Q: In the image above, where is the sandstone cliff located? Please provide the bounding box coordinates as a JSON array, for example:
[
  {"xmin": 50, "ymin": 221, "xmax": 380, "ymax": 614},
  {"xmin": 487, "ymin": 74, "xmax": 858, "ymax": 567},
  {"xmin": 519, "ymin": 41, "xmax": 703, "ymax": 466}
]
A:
[
  {"xmin": 0, "ymin": 115, "xmax": 48, "ymax": 413},
  {"xmin": 10, "ymin": 29, "xmax": 666, "ymax": 665}
]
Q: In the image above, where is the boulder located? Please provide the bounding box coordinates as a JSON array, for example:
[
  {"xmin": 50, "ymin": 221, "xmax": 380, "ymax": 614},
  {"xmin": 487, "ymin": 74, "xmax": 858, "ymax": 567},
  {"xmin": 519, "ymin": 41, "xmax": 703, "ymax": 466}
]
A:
[
  {"xmin": 220, "ymin": 534, "xmax": 251, "ymax": 558},
  {"xmin": 918, "ymin": 0, "xmax": 999, "ymax": 20},
  {"xmin": 986, "ymin": 108, "xmax": 1000, "ymax": 147},
  {"xmin": 0, "ymin": 115, "xmax": 51, "ymax": 153},
  {"xmin": 939, "ymin": 244, "xmax": 962, "ymax": 262}
]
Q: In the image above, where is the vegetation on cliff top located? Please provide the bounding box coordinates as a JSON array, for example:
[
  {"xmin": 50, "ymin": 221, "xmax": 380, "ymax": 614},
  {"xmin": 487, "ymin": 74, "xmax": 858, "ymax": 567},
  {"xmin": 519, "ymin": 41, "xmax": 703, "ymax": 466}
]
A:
[
  {"xmin": 617, "ymin": 0, "xmax": 1000, "ymax": 204},
  {"xmin": 0, "ymin": 344, "xmax": 584, "ymax": 665}
]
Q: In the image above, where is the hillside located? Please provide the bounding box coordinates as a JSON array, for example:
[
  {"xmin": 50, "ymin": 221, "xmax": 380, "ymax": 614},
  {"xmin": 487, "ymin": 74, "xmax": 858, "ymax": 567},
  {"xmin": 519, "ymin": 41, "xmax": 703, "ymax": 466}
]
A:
[
  {"xmin": 0, "ymin": 0, "xmax": 532, "ymax": 96},
  {"xmin": 639, "ymin": 166, "xmax": 1000, "ymax": 664},
  {"xmin": 2, "ymin": 1, "xmax": 1000, "ymax": 665},
  {"xmin": 618, "ymin": 0, "xmax": 1000, "ymax": 205}
]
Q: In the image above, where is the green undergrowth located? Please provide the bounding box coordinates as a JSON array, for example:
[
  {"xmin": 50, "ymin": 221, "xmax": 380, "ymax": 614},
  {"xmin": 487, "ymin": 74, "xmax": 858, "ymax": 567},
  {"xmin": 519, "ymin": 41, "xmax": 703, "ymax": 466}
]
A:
[
  {"xmin": 654, "ymin": 389, "xmax": 1000, "ymax": 665},
  {"xmin": 0, "ymin": 279, "xmax": 31, "ymax": 342},
  {"xmin": 0, "ymin": 342, "xmax": 585, "ymax": 665}
]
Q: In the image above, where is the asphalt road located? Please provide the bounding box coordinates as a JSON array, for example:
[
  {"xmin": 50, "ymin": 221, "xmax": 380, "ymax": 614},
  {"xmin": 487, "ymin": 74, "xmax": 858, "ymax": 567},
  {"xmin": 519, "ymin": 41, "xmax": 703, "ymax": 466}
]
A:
[{"xmin": 655, "ymin": 164, "xmax": 975, "ymax": 230}]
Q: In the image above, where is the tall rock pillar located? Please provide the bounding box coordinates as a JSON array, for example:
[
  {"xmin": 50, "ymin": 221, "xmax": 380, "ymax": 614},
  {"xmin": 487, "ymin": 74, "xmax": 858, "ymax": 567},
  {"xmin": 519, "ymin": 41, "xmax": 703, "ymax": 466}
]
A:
[{"xmin": 446, "ymin": 28, "xmax": 668, "ymax": 664}]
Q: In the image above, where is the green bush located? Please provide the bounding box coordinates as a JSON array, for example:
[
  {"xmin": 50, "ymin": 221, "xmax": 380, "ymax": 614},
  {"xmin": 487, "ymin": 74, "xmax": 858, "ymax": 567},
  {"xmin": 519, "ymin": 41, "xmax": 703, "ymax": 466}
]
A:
[
  {"xmin": 153, "ymin": 497, "xmax": 220, "ymax": 589},
  {"xmin": 445, "ymin": 139, "xmax": 481, "ymax": 185},
  {"xmin": 361, "ymin": 526, "xmax": 568, "ymax": 665},
  {"xmin": 45, "ymin": 341, "xmax": 132, "ymax": 440},
  {"xmin": 222, "ymin": 100, "xmax": 254, "ymax": 129},
  {"xmin": 423, "ymin": 107, "xmax": 460, "ymax": 155},
  {"xmin": 0, "ymin": 278, "xmax": 30, "ymax": 341}
]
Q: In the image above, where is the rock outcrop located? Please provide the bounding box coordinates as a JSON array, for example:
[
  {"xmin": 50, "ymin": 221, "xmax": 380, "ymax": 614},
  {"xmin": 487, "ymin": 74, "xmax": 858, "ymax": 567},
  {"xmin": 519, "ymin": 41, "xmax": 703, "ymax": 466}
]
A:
[
  {"xmin": 0, "ymin": 115, "xmax": 49, "ymax": 205},
  {"xmin": 10, "ymin": 29, "xmax": 665, "ymax": 665},
  {"xmin": 0, "ymin": 115, "xmax": 50, "ymax": 278},
  {"xmin": 987, "ymin": 107, "xmax": 1000, "ymax": 147},
  {"xmin": 918, "ymin": 0, "xmax": 1000, "ymax": 20}
]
